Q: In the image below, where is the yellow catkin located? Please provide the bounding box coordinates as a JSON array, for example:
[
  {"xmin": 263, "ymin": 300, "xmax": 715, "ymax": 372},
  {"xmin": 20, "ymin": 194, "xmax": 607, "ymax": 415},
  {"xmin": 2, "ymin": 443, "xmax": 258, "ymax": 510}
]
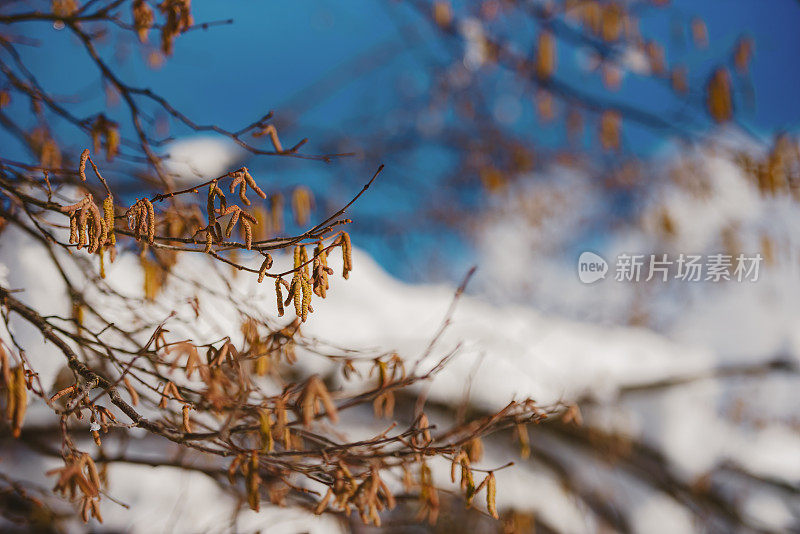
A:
[
  {"xmin": 291, "ymin": 186, "xmax": 314, "ymax": 226},
  {"xmin": 11, "ymin": 366, "xmax": 26, "ymax": 438},
  {"xmin": 706, "ymin": 67, "xmax": 733, "ymax": 123},
  {"xmin": 599, "ymin": 110, "xmax": 621, "ymax": 151},
  {"xmin": 601, "ymin": 3, "xmax": 623, "ymax": 42},
  {"xmin": 106, "ymin": 126, "xmax": 119, "ymax": 161},
  {"xmin": 102, "ymin": 195, "xmax": 115, "ymax": 245},
  {"xmin": 275, "ymin": 278, "xmax": 284, "ymax": 317},
  {"xmin": 77, "ymin": 209, "xmax": 88, "ymax": 248},
  {"xmin": 433, "ymin": 1, "xmax": 452, "ymax": 27},
  {"xmin": 486, "ymin": 472, "xmax": 498, "ymax": 519},
  {"xmin": 300, "ymin": 275, "xmax": 311, "ymax": 322},
  {"xmin": 270, "ymin": 194, "xmax": 283, "ymax": 233},
  {"xmin": 292, "ymin": 274, "xmax": 303, "ymax": 318},
  {"xmin": 535, "ymin": 31, "xmax": 556, "ymax": 80},
  {"xmin": 246, "ymin": 452, "xmax": 260, "ymax": 512},
  {"xmin": 259, "ymin": 408, "xmax": 274, "ymax": 452}
]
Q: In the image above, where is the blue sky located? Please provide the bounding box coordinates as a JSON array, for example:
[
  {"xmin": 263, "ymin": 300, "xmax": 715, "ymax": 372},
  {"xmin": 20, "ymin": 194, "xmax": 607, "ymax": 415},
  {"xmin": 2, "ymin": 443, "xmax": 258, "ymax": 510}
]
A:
[{"xmin": 2, "ymin": 0, "xmax": 799, "ymax": 281}]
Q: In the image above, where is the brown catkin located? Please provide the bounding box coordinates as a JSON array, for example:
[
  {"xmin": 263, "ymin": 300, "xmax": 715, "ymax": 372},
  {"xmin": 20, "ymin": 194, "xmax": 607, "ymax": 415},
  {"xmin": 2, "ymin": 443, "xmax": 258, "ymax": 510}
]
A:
[
  {"xmin": 144, "ymin": 199, "xmax": 155, "ymax": 243},
  {"xmin": 78, "ymin": 208, "xmax": 88, "ymax": 249},
  {"xmin": 79, "ymin": 149, "xmax": 89, "ymax": 181},
  {"xmin": 69, "ymin": 213, "xmax": 78, "ymax": 244},
  {"xmin": 707, "ymin": 67, "xmax": 733, "ymax": 123},
  {"xmin": 599, "ymin": 110, "xmax": 621, "ymax": 151},
  {"xmin": 242, "ymin": 218, "xmax": 253, "ymax": 250},
  {"xmin": 242, "ymin": 167, "xmax": 266, "ymax": 199},
  {"xmin": 225, "ymin": 208, "xmax": 240, "ymax": 239},
  {"xmin": 341, "ymin": 232, "xmax": 352, "ymax": 279},
  {"xmin": 258, "ymin": 254, "xmax": 272, "ymax": 283},
  {"xmin": 535, "ymin": 31, "xmax": 556, "ymax": 80},
  {"xmin": 275, "ymin": 278, "xmax": 285, "ymax": 317},
  {"xmin": 204, "ymin": 231, "xmax": 212, "ymax": 253},
  {"xmin": 182, "ymin": 404, "xmax": 192, "ymax": 432},
  {"xmin": 123, "ymin": 377, "xmax": 139, "ymax": 405},
  {"xmin": 11, "ymin": 366, "xmax": 26, "ymax": 438}
]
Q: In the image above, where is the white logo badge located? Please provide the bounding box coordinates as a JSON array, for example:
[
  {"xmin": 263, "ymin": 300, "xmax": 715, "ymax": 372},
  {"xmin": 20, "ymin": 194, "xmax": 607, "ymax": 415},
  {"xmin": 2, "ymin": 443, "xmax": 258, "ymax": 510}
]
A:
[{"xmin": 578, "ymin": 251, "xmax": 608, "ymax": 284}]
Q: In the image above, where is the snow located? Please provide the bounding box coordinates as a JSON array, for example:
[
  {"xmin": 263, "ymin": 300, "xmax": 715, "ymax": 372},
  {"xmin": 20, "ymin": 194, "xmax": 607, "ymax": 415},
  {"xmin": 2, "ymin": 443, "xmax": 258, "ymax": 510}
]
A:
[
  {"xmin": 161, "ymin": 135, "xmax": 246, "ymax": 184},
  {"xmin": 2, "ymin": 134, "xmax": 798, "ymax": 532}
]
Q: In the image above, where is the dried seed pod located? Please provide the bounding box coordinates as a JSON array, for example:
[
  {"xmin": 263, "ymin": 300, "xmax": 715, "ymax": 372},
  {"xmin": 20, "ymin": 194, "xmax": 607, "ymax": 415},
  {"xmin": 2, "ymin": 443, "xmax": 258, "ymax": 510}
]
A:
[{"xmin": 706, "ymin": 67, "xmax": 733, "ymax": 123}]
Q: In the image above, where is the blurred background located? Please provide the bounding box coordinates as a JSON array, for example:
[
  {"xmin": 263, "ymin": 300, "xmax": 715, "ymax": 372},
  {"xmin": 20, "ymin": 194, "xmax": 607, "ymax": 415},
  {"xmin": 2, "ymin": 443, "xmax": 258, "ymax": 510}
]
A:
[{"xmin": 2, "ymin": 0, "xmax": 800, "ymax": 532}]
